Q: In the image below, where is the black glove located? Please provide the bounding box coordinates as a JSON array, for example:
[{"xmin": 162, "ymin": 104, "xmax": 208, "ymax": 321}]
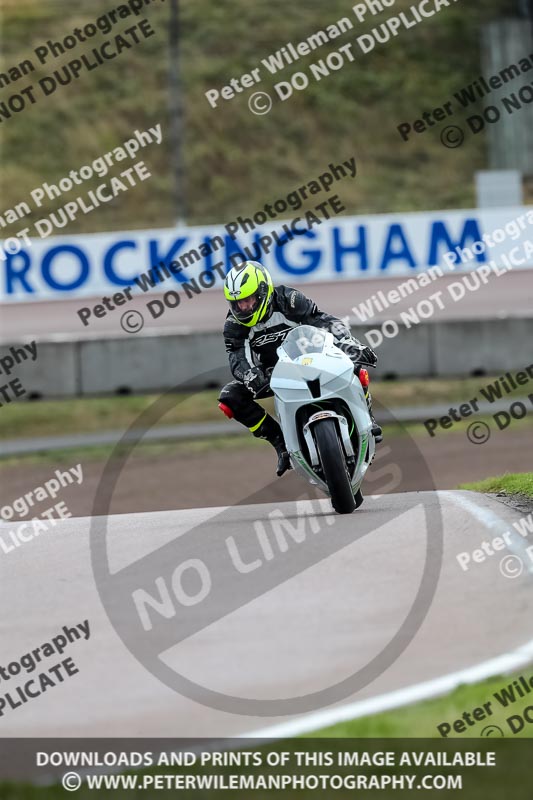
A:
[
  {"xmin": 336, "ymin": 337, "xmax": 378, "ymax": 367},
  {"xmin": 243, "ymin": 367, "xmax": 270, "ymax": 398},
  {"xmin": 358, "ymin": 345, "xmax": 378, "ymax": 368}
]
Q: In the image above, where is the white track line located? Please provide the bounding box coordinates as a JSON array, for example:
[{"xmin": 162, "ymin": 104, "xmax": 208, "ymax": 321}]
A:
[
  {"xmin": 440, "ymin": 490, "xmax": 512, "ymax": 533},
  {"xmin": 242, "ymin": 638, "xmax": 533, "ymax": 740},
  {"xmin": 38, "ymin": 638, "xmax": 533, "ymax": 785},
  {"xmin": 442, "ymin": 490, "xmax": 533, "ymax": 576},
  {"xmin": 243, "ymin": 491, "xmax": 533, "ymax": 739}
]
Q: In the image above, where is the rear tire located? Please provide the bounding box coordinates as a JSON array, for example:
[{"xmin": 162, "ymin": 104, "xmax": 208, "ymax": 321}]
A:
[{"xmin": 313, "ymin": 418, "xmax": 356, "ymax": 514}]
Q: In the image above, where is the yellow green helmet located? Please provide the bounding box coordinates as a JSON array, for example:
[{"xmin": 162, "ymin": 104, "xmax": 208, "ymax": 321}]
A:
[{"xmin": 224, "ymin": 261, "xmax": 274, "ymax": 327}]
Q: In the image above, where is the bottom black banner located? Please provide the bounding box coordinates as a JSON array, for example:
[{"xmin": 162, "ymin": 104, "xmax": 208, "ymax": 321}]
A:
[{"xmin": 1, "ymin": 738, "xmax": 532, "ymax": 798}]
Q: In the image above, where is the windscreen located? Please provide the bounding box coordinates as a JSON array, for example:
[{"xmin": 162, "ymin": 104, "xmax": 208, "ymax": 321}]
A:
[{"xmin": 280, "ymin": 325, "xmax": 327, "ymax": 360}]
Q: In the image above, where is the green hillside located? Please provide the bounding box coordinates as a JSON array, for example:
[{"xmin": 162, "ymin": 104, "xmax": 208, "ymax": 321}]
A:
[{"xmin": 0, "ymin": 0, "xmax": 514, "ymax": 237}]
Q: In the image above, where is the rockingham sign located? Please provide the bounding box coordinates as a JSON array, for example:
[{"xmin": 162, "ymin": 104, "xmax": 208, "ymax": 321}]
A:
[{"xmin": 1, "ymin": 206, "xmax": 532, "ymax": 303}]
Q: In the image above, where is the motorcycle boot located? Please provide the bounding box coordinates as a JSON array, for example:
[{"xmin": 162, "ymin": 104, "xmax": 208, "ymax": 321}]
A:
[{"xmin": 252, "ymin": 414, "xmax": 292, "ymax": 476}]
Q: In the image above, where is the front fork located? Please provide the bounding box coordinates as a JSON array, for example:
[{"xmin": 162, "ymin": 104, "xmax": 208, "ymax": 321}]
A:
[{"xmin": 303, "ymin": 410, "xmax": 355, "ymax": 469}]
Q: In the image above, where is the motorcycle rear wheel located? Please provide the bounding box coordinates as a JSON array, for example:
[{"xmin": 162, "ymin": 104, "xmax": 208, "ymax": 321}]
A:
[{"xmin": 313, "ymin": 418, "xmax": 356, "ymax": 514}]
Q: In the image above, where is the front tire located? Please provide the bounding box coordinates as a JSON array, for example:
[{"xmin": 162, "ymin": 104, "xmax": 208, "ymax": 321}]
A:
[{"xmin": 313, "ymin": 418, "xmax": 356, "ymax": 514}]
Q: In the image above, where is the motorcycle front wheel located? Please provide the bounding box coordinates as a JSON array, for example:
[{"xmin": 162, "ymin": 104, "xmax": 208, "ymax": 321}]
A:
[{"xmin": 313, "ymin": 417, "xmax": 356, "ymax": 514}]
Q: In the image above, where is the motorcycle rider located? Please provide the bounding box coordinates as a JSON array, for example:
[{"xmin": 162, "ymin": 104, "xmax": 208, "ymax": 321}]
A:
[{"xmin": 218, "ymin": 260, "xmax": 382, "ymax": 476}]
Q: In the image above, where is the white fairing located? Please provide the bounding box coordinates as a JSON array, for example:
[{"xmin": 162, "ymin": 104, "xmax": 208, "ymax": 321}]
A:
[{"xmin": 270, "ymin": 326, "xmax": 375, "ymax": 497}]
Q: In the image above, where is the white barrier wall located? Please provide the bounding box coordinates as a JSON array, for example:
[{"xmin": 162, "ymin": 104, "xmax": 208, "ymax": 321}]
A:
[
  {"xmin": 2, "ymin": 206, "xmax": 533, "ymax": 303},
  {"xmin": 9, "ymin": 317, "xmax": 533, "ymax": 398}
]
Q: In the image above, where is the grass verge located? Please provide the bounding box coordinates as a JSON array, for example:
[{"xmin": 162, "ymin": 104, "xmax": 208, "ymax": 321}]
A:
[
  {"xmin": 0, "ymin": 376, "xmax": 524, "ymax": 441},
  {"xmin": 2, "ymin": 413, "xmax": 533, "ymax": 468},
  {"xmin": 0, "ymin": 671, "xmax": 531, "ymax": 799},
  {"xmin": 310, "ymin": 669, "xmax": 533, "ymax": 738},
  {"xmin": 459, "ymin": 474, "xmax": 533, "ymax": 499},
  {"xmin": 0, "ymin": 433, "xmax": 262, "ymax": 469},
  {"xmin": 0, "ymin": 0, "xmax": 511, "ymax": 229}
]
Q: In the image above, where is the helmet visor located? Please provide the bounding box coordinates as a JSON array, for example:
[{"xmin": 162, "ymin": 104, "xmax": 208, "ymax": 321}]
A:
[{"xmin": 229, "ymin": 290, "xmax": 263, "ymax": 323}]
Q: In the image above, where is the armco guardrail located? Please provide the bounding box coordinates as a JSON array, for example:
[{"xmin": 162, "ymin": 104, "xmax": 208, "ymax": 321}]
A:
[
  {"xmin": 78, "ymin": 331, "xmax": 229, "ymax": 395},
  {"xmin": 353, "ymin": 316, "xmax": 533, "ymax": 380},
  {"xmin": 6, "ymin": 317, "xmax": 533, "ymax": 399}
]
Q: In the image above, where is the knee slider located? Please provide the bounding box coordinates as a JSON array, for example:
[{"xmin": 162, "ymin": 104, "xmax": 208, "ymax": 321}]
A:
[
  {"xmin": 218, "ymin": 402, "xmax": 234, "ymax": 419},
  {"xmin": 218, "ymin": 382, "xmax": 244, "ymax": 418}
]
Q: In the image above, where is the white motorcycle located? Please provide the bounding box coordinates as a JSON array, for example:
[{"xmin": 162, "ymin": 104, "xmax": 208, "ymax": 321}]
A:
[{"xmin": 270, "ymin": 325, "xmax": 376, "ymax": 514}]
